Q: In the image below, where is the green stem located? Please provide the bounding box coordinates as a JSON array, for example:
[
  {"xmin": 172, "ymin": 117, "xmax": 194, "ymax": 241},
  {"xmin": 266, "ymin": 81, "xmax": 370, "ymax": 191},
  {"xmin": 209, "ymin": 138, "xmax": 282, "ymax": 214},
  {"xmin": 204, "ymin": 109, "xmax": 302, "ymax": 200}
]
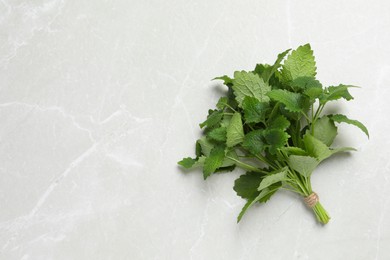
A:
[
  {"xmin": 312, "ymin": 202, "xmax": 330, "ymax": 224},
  {"xmin": 225, "ymin": 156, "xmax": 265, "ymax": 173}
]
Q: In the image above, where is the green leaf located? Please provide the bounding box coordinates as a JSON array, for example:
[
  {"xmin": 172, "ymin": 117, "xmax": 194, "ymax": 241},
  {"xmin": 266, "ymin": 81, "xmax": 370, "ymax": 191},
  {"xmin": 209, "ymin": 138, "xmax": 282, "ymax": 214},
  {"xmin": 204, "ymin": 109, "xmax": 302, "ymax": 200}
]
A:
[
  {"xmin": 214, "ymin": 75, "xmax": 233, "ymax": 86},
  {"xmin": 242, "ymin": 96, "xmax": 269, "ymax": 123},
  {"xmin": 265, "ymin": 48, "xmax": 291, "ymax": 82},
  {"xmin": 222, "ymin": 149, "xmax": 239, "ymax": 167},
  {"xmin": 178, "ymin": 156, "xmax": 206, "ymax": 170},
  {"xmin": 258, "ymin": 167, "xmax": 288, "ymax": 191},
  {"xmin": 281, "ymin": 146, "xmax": 307, "ymax": 156},
  {"xmin": 207, "ymin": 127, "xmax": 227, "ymax": 142},
  {"xmin": 237, "ymin": 199, "xmax": 253, "ymax": 223},
  {"xmin": 234, "ymin": 172, "xmax": 265, "ymax": 199},
  {"xmin": 232, "ymin": 71, "xmax": 271, "ymax": 107},
  {"xmin": 280, "ymin": 44, "xmax": 317, "ymax": 83},
  {"xmin": 330, "ymin": 147, "xmax": 357, "ymax": 155},
  {"xmin": 288, "ymin": 155, "xmax": 319, "ymax": 177},
  {"xmin": 195, "ymin": 140, "xmax": 202, "ymax": 157},
  {"xmin": 242, "ymin": 130, "xmax": 266, "ymax": 155},
  {"xmin": 226, "ymin": 112, "xmax": 244, "ymax": 147},
  {"xmin": 320, "ymin": 85, "xmax": 354, "ymax": 104},
  {"xmin": 313, "ymin": 116, "xmax": 338, "ymax": 146},
  {"xmin": 221, "ymin": 113, "xmax": 233, "ymax": 128},
  {"xmin": 267, "ymin": 89, "xmax": 309, "ymax": 113},
  {"xmin": 303, "ymin": 134, "xmax": 332, "ymax": 162},
  {"xmin": 237, "ymin": 186, "xmax": 280, "ymax": 222},
  {"xmin": 216, "ymin": 97, "xmax": 229, "ymax": 110},
  {"xmin": 178, "ymin": 157, "xmax": 197, "ymax": 169},
  {"xmin": 267, "ymin": 115, "xmax": 290, "ymax": 130},
  {"xmin": 197, "ymin": 136, "xmax": 214, "ymax": 156},
  {"xmin": 203, "ymin": 146, "xmax": 225, "ymax": 179},
  {"xmin": 304, "ymin": 87, "xmax": 324, "ymax": 100},
  {"xmin": 330, "ymin": 114, "xmax": 369, "ymax": 138},
  {"xmin": 253, "ymin": 64, "xmax": 272, "ymax": 81},
  {"xmin": 264, "ymin": 129, "xmax": 290, "ymax": 154},
  {"xmin": 291, "ymin": 76, "xmax": 322, "ymax": 90},
  {"xmin": 199, "ymin": 110, "xmax": 223, "ymax": 129}
]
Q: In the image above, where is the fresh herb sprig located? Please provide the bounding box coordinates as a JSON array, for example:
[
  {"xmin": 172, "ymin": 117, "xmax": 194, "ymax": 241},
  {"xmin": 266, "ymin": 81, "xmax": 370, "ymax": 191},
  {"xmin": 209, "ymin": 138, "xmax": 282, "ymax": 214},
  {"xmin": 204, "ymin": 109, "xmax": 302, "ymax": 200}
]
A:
[{"xmin": 178, "ymin": 44, "xmax": 368, "ymax": 224}]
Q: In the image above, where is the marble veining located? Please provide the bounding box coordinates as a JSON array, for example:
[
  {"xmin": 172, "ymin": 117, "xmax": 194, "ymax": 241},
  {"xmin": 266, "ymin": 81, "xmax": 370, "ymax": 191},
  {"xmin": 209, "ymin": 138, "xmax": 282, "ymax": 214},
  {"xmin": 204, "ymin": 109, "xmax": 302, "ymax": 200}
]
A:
[{"xmin": 1, "ymin": 0, "xmax": 389, "ymax": 259}]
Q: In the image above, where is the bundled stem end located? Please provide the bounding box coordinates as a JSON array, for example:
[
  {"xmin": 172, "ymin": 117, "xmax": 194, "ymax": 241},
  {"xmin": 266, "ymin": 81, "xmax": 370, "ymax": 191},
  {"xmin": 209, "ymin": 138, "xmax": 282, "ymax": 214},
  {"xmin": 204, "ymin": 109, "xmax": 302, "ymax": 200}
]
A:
[{"xmin": 304, "ymin": 192, "xmax": 330, "ymax": 224}]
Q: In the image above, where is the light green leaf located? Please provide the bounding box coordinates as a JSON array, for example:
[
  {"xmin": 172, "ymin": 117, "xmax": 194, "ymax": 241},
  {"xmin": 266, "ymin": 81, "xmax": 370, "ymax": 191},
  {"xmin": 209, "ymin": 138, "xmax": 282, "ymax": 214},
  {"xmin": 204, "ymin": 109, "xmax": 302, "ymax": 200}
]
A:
[
  {"xmin": 330, "ymin": 114, "xmax": 369, "ymax": 138},
  {"xmin": 267, "ymin": 89, "xmax": 309, "ymax": 113},
  {"xmin": 303, "ymin": 134, "xmax": 332, "ymax": 162},
  {"xmin": 258, "ymin": 167, "xmax": 288, "ymax": 191},
  {"xmin": 178, "ymin": 157, "xmax": 197, "ymax": 169},
  {"xmin": 222, "ymin": 149, "xmax": 239, "ymax": 167},
  {"xmin": 232, "ymin": 71, "xmax": 271, "ymax": 107},
  {"xmin": 216, "ymin": 97, "xmax": 229, "ymax": 110},
  {"xmin": 203, "ymin": 146, "xmax": 225, "ymax": 179},
  {"xmin": 197, "ymin": 136, "xmax": 214, "ymax": 156},
  {"xmin": 178, "ymin": 156, "xmax": 206, "ymax": 170},
  {"xmin": 320, "ymin": 85, "xmax": 354, "ymax": 104},
  {"xmin": 330, "ymin": 147, "xmax": 357, "ymax": 155},
  {"xmin": 313, "ymin": 116, "xmax": 338, "ymax": 146},
  {"xmin": 304, "ymin": 87, "xmax": 324, "ymax": 100},
  {"xmin": 281, "ymin": 146, "xmax": 307, "ymax": 156},
  {"xmin": 242, "ymin": 96, "xmax": 269, "ymax": 123},
  {"xmin": 221, "ymin": 113, "xmax": 233, "ymax": 128},
  {"xmin": 207, "ymin": 127, "xmax": 227, "ymax": 142},
  {"xmin": 226, "ymin": 112, "xmax": 244, "ymax": 147},
  {"xmin": 280, "ymin": 44, "xmax": 317, "ymax": 83},
  {"xmin": 288, "ymin": 155, "xmax": 319, "ymax": 177}
]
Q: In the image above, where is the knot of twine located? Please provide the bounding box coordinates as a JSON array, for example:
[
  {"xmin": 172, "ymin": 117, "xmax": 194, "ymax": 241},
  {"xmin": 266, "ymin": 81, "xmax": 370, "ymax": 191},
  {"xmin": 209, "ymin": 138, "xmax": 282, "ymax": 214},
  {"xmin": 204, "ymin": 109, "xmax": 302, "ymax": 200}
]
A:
[{"xmin": 304, "ymin": 192, "xmax": 319, "ymax": 208}]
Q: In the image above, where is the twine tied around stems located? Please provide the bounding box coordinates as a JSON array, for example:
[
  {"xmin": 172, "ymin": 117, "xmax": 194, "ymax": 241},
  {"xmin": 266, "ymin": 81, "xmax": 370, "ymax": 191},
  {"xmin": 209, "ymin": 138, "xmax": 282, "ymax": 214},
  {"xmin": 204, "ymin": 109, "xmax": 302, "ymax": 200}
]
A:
[{"xmin": 304, "ymin": 192, "xmax": 319, "ymax": 208}]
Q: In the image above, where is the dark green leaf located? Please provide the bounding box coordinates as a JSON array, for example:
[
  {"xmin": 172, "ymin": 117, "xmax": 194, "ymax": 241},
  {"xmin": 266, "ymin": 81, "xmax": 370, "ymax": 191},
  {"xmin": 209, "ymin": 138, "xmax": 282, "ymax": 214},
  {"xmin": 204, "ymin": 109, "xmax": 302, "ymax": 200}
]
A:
[
  {"xmin": 213, "ymin": 75, "xmax": 233, "ymax": 86},
  {"xmin": 199, "ymin": 109, "xmax": 223, "ymax": 129},
  {"xmin": 264, "ymin": 129, "xmax": 290, "ymax": 154},
  {"xmin": 237, "ymin": 186, "xmax": 280, "ymax": 222},
  {"xmin": 234, "ymin": 172, "xmax": 265, "ymax": 199},
  {"xmin": 242, "ymin": 96, "xmax": 269, "ymax": 123},
  {"xmin": 242, "ymin": 130, "xmax": 266, "ymax": 155}
]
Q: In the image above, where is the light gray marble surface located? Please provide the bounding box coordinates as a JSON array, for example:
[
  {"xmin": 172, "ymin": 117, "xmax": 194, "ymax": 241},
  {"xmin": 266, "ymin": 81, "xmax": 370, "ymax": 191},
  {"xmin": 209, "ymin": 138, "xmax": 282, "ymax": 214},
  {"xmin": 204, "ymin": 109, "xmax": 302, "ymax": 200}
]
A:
[{"xmin": 1, "ymin": 0, "xmax": 389, "ymax": 259}]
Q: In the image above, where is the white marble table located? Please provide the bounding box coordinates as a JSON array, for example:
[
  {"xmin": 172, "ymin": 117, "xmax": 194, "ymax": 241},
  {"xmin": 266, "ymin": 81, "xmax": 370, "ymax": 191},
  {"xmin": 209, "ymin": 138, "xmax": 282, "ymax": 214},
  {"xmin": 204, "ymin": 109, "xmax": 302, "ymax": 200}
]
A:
[{"xmin": 1, "ymin": 0, "xmax": 389, "ymax": 259}]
